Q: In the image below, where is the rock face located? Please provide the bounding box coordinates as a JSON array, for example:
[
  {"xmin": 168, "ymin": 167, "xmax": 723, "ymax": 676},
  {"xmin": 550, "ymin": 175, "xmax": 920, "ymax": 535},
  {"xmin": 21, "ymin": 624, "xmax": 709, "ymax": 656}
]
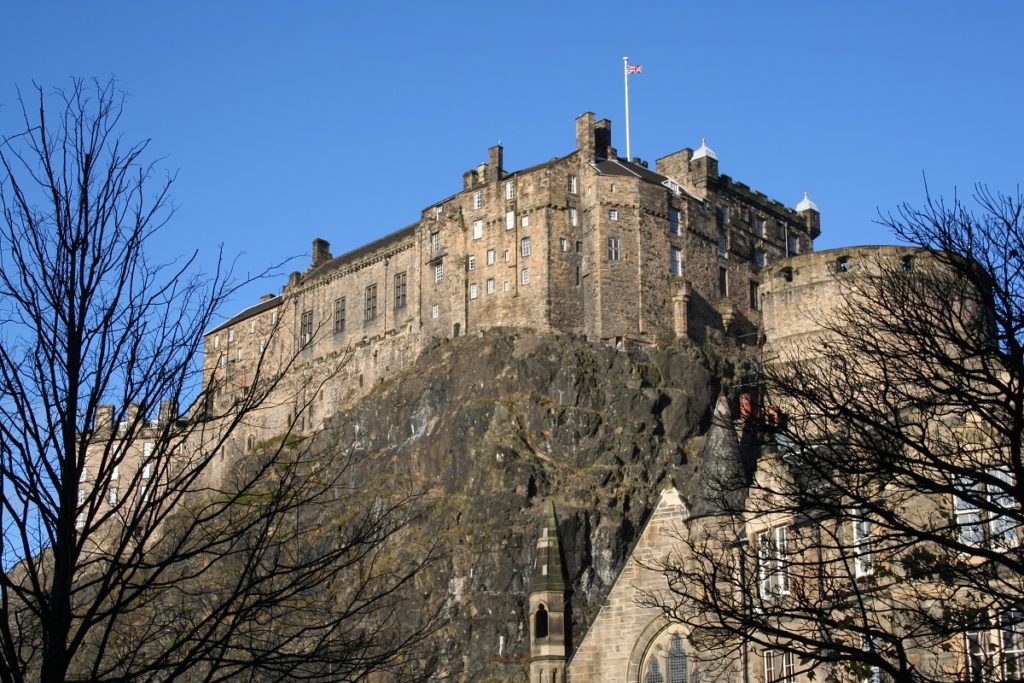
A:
[{"xmin": 326, "ymin": 328, "xmax": 731, "ymax": 680}]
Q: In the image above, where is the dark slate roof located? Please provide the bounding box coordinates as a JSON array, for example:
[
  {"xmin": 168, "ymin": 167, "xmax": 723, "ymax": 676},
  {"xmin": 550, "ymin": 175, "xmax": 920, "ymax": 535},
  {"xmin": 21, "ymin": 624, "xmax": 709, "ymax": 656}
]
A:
[
  {"xmin": 688, "ymin": 394, "xmax": 749, "ymax": 520},
  {"xmin": 306, "ymin": 222, "xmax": 418, "ymax": 280},
  {"xmin": 208, "ymin": 295, "xmax": 282, "ymax": 335},
  {"xmin": 594, "ymin": 158, "xmax": 669, "ymax": 185},
  {"xmin": 530, "ymin": 500, "xmax": 569, "ymax": 594}
]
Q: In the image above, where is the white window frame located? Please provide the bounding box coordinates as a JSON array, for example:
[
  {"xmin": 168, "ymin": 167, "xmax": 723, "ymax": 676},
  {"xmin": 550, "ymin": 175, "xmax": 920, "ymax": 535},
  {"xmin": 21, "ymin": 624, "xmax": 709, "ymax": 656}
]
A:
[
  {"xmin": 569, "ymin": 208, "xmax": 578, "ymax": 226},
  {"xmin": 506, "ymin": 211, "xmax": 515, "ymax": 230},
  {"xmin": 669, "ymin": 208, "xmax": 681, "ymax": 235},
  {"xmin": 607, "ymin": 238, "xmax": 621, "ymax": 261},
  {"xmin": 521, "ymin": 268, "xmax": 529, "ymax": 285},
  {"xmin": 521, "ymin": 215, "xmax": 530, "ymax": 228},
  {"xmin": 486, "ymin": 249, "xmax": 496, "ymax": 266},
  {"xmin": 505, "ymin": 181, "xmax": 514, "ymax": 200},
  {"xmin": 430, "ymin": 231, "xmax": 441, "ymax": 253},
  {"xmin": 469, "ymin": 283, "xmax": 478, "ymax": 300},
  {"xmin": 560, "ymin": 238, "xmax": 568, "ymax": 252},
  {"xmin": 504, "ymin": 249, "xmax": 511, "ymax": 263},
  {"xmin": 486, "ymin": 278, "xmax": 495, "ymax": 294},
  {"xmin": 521, "ymin": 237, "xmax": 531, "ymax": 257},
  {"xmin": 468, "ymin": 255, "xmax": 476, "ymax": 271},
  {"xmin": 568, "ymin": 175, "xmax": 577, "ymax": 194},
  {"xmin": 852, "ymin": 509, "xmax": 874, "ymax": 578},
  {"xmin": 671, "ymin": 247, "xmax": 683, "ymax": 276},
  {"xmin": 431, "ymin": 304, "xmax": 439, "ymax": 319},
  {"xmin": 955, "ymin": 476, "xmax": 984, "ymax": 546},
  {"xmin": 608, "ymin": 208, "xmax": 618, "ymax": 221},
  {"xmin": 434, "ymin": 262, "xmax": 444, "ymax": 284},
  {"xmin": 758, "ymin": 525, "xmax": 789, "ymax": 598},
  {"xmin": 473, "ymin": 219, "xmax": 483, "ymax": 240},
  {"xmin": 473, "ymin": 191, "xmax": 483, "ymax": 209}
]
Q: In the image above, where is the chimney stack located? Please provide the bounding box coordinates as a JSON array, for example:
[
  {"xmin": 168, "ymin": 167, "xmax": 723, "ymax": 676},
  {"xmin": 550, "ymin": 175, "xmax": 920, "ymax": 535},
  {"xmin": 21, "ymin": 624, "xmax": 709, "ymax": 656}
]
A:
[{"xmin": 311, "ymin": 239, "xmax": 331, "ymax": 268}]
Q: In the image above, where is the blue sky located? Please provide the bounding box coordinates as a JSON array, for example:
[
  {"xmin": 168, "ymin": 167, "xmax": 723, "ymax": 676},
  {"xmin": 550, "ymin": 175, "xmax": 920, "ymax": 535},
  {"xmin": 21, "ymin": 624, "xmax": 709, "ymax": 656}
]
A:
[{"xmin": 3, "ymin": 1, "xmax": 1022, "ymax": 322}]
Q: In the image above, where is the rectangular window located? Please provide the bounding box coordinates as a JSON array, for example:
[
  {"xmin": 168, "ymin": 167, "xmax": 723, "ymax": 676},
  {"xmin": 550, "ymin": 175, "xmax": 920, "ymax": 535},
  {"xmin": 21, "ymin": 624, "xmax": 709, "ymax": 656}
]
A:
[
  {"xmin": 473, "ymin": 191, "xmax": 483, "ymax": 209},
  {"xmin": 1002, "ymin": 610, "xmax": 1024, "ymax": 680},
  {"xmin": 503, "ymin": 280, "xmax": 510, "ymax": 292},
  {"xmin": 228, "ymin": 329, "xmax": 234, "ymax": 342},
  {"xmin": 486, "ymin": 278, "xmax": 495, "ymax": 294},
  {"xmin": 214, "ymin": 335, "xmax": 220, "ymax": 349},
  {"xmin": 473, "ymin": 220, "xmax": 483, "ymax": 240},
  {"xmin": 764, "ymin": 650, "xmax": 794, "ymax": 683},
  {"xmin": 717, "ymin": 206, "xmax": 730, "ymax": 226},
  {"xmin": 250, "ymin": 319, "xmax": 256, "ymax": 334},
  {"xmin": 569, "ymin": 208, "xmax": 578, "ymax": 226},
  {"xmin": 141, "ymin": 463, "xmax": 152, "ymax": 480},
  {"xmin": 671, "ymin": 247, "xmax": 683, "ymax": 276},
  {"xmin": 334, "ymin": 298, "xmax": 346, "ymax": 333},
  {"xmin": 787, "ymin": 234, "xmax": 799, "ymax": 256},
  {"xmin": 755, "ymin": 249, "xmax": 767, "ymax": 268},
  {"xmin": 989, "ymin": 467, "xmax": 1016, "ymax": 546},
  {"xmin": 575, "ymin": 266, "xmax": 581, "ymax": 286},
  {"xmin": 505, "ymin": 181, "xmax": 515, "ymax": 200},
  {"xmin": 607, "ymin": 238, "xmax": 621, "ymax": 261},
  {"xmin": 521, "ymin": 215, "xmax": 530, "ymax": 228},
  {"xmin": 756, "ymin": 217, "xmax": 766, "ymax": 238},
  {"xmin": 469, "ymin": 283, "xmax": 478, "ymax": 299},
  {"xmin": 109, "ymin": 487, "xmax": 119, "ymax": 505},
  {"xmin": 719, "ymin": 266, "xmax": 729, "ymax": 296},
  {"xmin": 486, "ymin": 248, "xmax": 496, "ymax": 265},
  {"xmin": 559, "ymin": 238, "xmax": 568, "ymax": 252},
  {"xmin": 434, "ymin": 205, "xmax": 443, "ymax": 218},
  {"xmin": 669, "ymin": 208, "xmax": 681, "ymax": 235},
  {"xmin": 435, "ymin": 262, "xmax": 444, "ymax": 284},
  {"xmin": 852, "ymin": 509, "xmax": 873, "ymax": 577},
  {"xmin": 608, "ymin": 209, "xmax": 619, "ymax": 221},
  {"xmin": 749, "ymin": 281, "xmax": 759, "ymax": 310},
  {"xmin": 718, "ymin": 232, "xmax": 728, "ymax": 258},
  {"xmin": 576, "ymin": 240, "xmax": 583, "ymax": 253},
  {"xmin": 430, "ymin": 231, "xmax": 441, "ymax": 253},
  {"xmin": 758, "ymin": 526, "xmax": 789, "ymax": 598},
  {"xmin": 521, "ymin": 237, "xmax": 531, "ymax": 257},
  {"xmin": 364, "ymin": 285, "xmax": 377, "ymax": 322},
  {"xmin": 506, "ymin": 211, "xmax": 515, "ymax": 230},
  {"xmin": 300, "ymin": 310, "xmax": 313, "ymax": 346},
  {"xmin": 431, "ymin": 304, "xmax": 439, "ymax": 319},
  {"xmin": 568, "ymin": 175, "xmax": 577, "ymax": 194},
  {"xmin": 521, "ymin": 268, "xmax": 529, "ymax": 285},
  {"xmin": 955, "ymin": 476, "xmax": 984, "ymax": 546},
  {"xmin": 504, "ymin": 249, "xmax": 511, "ymax": 263},
  {"xmin": 468, "ymin": 255, "xmax": 476, "ymax": 271},
  {"xmin": 394, "ymin": 272, "xmax": 407, "ymax": 309}
]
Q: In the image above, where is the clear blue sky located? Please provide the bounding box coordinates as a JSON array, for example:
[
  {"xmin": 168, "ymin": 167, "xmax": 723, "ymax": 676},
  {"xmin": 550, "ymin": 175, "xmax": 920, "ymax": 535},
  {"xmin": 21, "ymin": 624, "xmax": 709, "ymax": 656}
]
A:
[{"xmin": 4, "ymin": 2, "xmax": 1022, "ymax": 322}]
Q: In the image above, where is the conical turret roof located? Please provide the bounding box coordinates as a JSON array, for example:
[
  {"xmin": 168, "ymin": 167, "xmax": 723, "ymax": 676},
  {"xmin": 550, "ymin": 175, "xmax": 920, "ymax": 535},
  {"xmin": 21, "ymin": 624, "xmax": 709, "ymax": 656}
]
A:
[{"xmin": 530, "ymin": 500, "xmax": 569, "ymax": 594}]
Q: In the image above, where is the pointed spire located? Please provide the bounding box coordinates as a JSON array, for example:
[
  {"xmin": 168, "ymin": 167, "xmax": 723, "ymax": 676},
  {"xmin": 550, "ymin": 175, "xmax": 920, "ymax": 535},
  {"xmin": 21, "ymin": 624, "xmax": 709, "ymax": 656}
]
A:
[
  {"xmin": 692, "ymin": 137, "xmax": 718, "ymax": 161},
  {"xmin": 796, "ymin": 191, "xmax": 818, "ymax": 212},
  {"xmin": 531, "ymin": 501, "xmax": 569, "ymax": 594}
]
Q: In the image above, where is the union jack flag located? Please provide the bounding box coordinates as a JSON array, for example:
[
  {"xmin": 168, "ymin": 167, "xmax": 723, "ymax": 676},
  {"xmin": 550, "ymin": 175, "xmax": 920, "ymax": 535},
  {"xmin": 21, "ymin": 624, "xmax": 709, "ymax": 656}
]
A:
[{"xmin": 626, "ymin": 64, "xmax": 644, "ymax": 74}]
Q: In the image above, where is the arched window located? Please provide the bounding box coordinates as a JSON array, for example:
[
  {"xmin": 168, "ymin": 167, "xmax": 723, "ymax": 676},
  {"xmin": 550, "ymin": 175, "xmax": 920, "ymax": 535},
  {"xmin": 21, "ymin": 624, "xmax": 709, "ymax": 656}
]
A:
[
  {"xmin": 644, "ymin": 659, "xmax": 664, "ymax": 683},
  {"xmin": 668, "ymin": 635, "xmax": 688, "ymax": 683},
  {"xmin": 534, "ymin": 604, "xmax": 548, "ymax": 639}
]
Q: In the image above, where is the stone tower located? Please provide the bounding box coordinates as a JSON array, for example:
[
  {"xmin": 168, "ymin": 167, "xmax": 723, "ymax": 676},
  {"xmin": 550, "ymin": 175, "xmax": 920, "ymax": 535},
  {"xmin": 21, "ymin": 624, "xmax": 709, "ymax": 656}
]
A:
[{"xmin": 529, "ymin": 501, "xmax": 570, "ymax": 683}]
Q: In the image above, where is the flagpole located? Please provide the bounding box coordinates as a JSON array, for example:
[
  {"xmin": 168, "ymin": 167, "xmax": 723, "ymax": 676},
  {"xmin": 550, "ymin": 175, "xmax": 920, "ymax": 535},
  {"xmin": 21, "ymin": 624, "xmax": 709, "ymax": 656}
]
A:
[{"xmin": 623, "ymin": 56, "xmax": 631, "ymax": 161}]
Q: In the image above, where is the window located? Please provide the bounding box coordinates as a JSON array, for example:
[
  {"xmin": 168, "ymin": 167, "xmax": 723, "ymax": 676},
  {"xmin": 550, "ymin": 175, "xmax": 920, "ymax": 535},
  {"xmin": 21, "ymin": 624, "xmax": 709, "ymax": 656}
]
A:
[
  {"xmin": 837, "ymin": 256, "xmax": 850, "ymax": 272},
  {"xmin": 755, "ymin": 217, "xmax": 766, "ymax": 238},
  {"xmin": 473, "ymin": 191, "xmax": 483, "ymax": 209},
  {"xmin": 364, "ymin": 285, "xmax": 377, "ymax": 322},
  {"xmin": 214, "ymin": 335, "xmax": 220, "ymax": 349},
  {"xmin": 486, "ymin": 278, "xmax": 495, "ymax": 294},
  {"xmin": 671, "ymin": 247, "xmax": 683, "ymax": 276},
  {"xmin": 434, "ymin": 205, "xmax": 443, "ymax": 218},
  {"xmin": 271, "ymin": 310, "xmax": 277, "ymax": 326},
  {"xmin": 787, "ymin": 234, "xmax": 799, "ymax": 255},
  {"xmin": 669, "ymin": 208, "xmax": 681, "ymax": 235},
  {"xmin": 575, "ymin": 266, "xmax": 581, "ymax": 286},
  {"xmin": 719, "ymin": 266, "xmax": 729, "ymax": 296},
  {"xmin": 607, "ymin": 238, "xmax": 621, "ymax": 261},
  {"xmin": 758, "ymin": 526, "xmax": 789, "ymax": 598},
  {"xmin": 667, "ymin": 635, "xmax": 688, "ymax": 683},
  {"xmin": 109, "ymin": 487, "xmax": 119, "ymax": 505},
  {"xmin": 334, "ymin": 297, "xmax": 346, "ymax": 333},
  {"xmin": 955, "ymin": 469, "xmax": 1017, "ymax": 547},
  {"xmin": 755, "ymin": 249, "xmax": 767, "ymax": 268},
  {"xmin": 431, "ymin": 304, "xmax": 439, "ymax": 319},
  {"xmin": 468, "ymin": 255, "xmax": 476, "ymax": 271},
  {"xmin": 141, "ymin": 463, "xmax": 152, "ymax": 480},
  {"xmin": 749, "ymin": 281, "xmax": 759, "ymax": 310},
  {"xmin": 486, "ymin": 249, "xmax": 495, "ymax": 265},
  {"xmin": 559, "ymin": 238, "xmax": 568, "ymax": 252},
  {"xmin": 718, "ymin": 232, "xmax": 728, "ymax": 258},
  {"xmin": 469, "ymin": 283, "xmax": 478, "ymax": 299},
  {"xmin": 764, "ymin": 650, "xmax": 795, "ymax": 683},
  {"xmin": 852, "ymin": 509, "xmax": 873, "ymax": 577},
  {"xmin": 430, "ymin": 231, "xmax": 441, "ymax": 253},
  {"xmin": 534, "ymin": 605, "xmax": 548, "ymax": 639},
  {"xmin": 503, "ymin": 280, "xmax": 510, "ymax": 292},
  {"xmin": 521, "ymin": 268, "xmax": 529, "ymax": 285},
  {"xmin": 568, "ymin": 175, "xmax": 577, "ymax": 194},
  {"xmin": 576, "ymin": 240, "xmax": 583, "ymax": 253},
  {"xmin": 228, "ymin": 329, "xmax": 234, "ymax": 342},
  {"xmin": 300, "ymin": 310, "xmax": 313, "ymax": 346},
  {"xmin": 473, "ymin": 220, "xmax": 483, "ymax": 240},
  {"xmin": 504, "ymin": 249, "xmax": 511, "ymax": 263},
  {"xmin": 569, "ymin": 208, "xmax": 578, "ymax": 226},
  {"xmin": 250, "ymin": 319, "xmax": 256, "ymax": 333},
  {"xmin": 394, "ymin": 272, "xmax": 407, "ymax": 309},
  {"xmin": 521, "ymin": 237, "xmax": 531, "ymax": 257},
  {"xmin": 1002, "ymin": 610, "xmax": 1024, "ymax": 680},
  {"xmin": 608, "ymin": 209, "xmax": 619, "ymax": 221},
  {"xmin": 143, "ymin": 442, "xmax": 154, "ymax": 459},
  {"xmin": 434, "ymin": 262, "xmax": 444, "ymax": 284},
  {"xmin": 861, "ymin": 636, "xmax": 882, "ymax": 683},
  {"xmin": 505, "ymin": 181, "xmax": 514, "ymax": 200},
  {"xmin": 506, "ymin": 211, "xmax": 515, "ymax": 230},
  {"xmin": 717, "ymin": 206, "xmax": 730, "ymax": 226},
  {"xmin": 521, "ymin": 215, "xmax": 530, "ymax": 228}
]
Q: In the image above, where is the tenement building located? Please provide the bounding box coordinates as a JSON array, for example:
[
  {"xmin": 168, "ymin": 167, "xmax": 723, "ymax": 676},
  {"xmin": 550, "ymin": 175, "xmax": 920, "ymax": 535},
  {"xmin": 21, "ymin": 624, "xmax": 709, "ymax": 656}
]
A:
[{"xmin": 202, "ymin": 112, "xmax": 820, "ymax": 433}]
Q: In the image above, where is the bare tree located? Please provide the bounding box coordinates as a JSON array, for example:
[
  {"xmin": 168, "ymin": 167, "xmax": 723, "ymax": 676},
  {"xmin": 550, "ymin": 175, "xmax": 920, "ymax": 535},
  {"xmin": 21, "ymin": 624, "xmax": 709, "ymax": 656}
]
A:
[
  {"xmin": 0, "ymin": 79, "xmax": 439, "ymax": 683},
  {"xmin": 647, "ymin": 187, "xmax": 1024, "ymax": 682}
]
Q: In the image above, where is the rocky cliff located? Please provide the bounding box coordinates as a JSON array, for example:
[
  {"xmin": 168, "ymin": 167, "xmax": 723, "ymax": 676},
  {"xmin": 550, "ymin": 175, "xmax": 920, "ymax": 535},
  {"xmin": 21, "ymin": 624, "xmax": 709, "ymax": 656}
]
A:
[{"xmin": 325, "ymin": 328, "xmax": 740, "ymax": 680}]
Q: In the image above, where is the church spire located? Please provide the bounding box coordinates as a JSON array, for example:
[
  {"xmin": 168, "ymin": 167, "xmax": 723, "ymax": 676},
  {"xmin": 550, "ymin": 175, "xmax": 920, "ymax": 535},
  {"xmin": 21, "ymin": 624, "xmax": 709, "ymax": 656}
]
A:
[{"xmin": 529, "ymin": 501, "xmax": 570, "ymax": 683}]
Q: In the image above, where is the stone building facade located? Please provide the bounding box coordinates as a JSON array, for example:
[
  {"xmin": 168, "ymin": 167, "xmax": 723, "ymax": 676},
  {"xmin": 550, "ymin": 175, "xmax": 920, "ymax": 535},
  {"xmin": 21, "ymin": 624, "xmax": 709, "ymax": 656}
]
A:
[{"xmin": 201, "ymin": 112, "xmax": 821, "ymax": 439}]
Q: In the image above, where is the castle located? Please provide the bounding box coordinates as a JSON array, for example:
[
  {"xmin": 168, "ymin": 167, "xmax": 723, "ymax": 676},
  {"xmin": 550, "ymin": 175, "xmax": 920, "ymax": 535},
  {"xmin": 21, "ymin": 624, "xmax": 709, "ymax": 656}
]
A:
[{"xmin": 202, "ymin": 112, "xmax": 820, "ymax": 440}]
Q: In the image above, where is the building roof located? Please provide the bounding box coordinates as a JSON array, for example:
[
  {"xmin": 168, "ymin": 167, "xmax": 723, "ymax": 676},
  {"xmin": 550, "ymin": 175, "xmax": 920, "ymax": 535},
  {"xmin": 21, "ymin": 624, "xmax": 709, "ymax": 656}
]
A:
[
  {"xmin": 208, "ymin": 295, "xmax": 282, "ymax": 335},
  {"xmin": 692, "ymin": 138, "xmax": 717, "ymax": 161},
  {"xmin": 306, "ymin": 222, "xmax": 418, "ymax": 280},
  {"xmin": 796, "ymin": 192, "xmax": 819, "ymax": 212},
  {"xmin": 593, "ymin": 158, "xmax": 669, "ymax": 186}
]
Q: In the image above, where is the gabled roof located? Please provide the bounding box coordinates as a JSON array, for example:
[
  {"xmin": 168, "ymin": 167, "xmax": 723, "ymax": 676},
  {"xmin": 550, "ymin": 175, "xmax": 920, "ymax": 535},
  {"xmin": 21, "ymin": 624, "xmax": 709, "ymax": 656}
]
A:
[{"xmin": 593, "ymin": 158, "xmax": 669, "ymax": 186}]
